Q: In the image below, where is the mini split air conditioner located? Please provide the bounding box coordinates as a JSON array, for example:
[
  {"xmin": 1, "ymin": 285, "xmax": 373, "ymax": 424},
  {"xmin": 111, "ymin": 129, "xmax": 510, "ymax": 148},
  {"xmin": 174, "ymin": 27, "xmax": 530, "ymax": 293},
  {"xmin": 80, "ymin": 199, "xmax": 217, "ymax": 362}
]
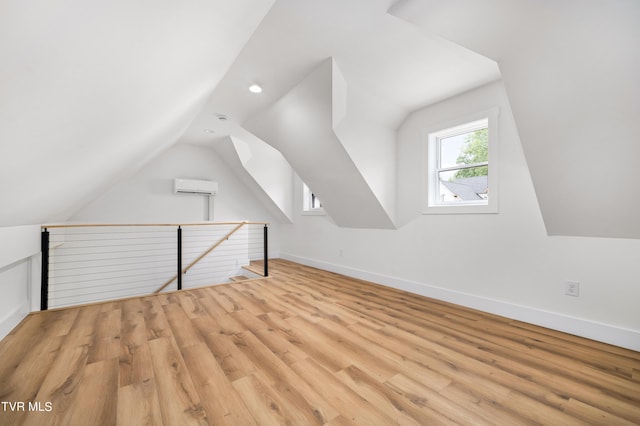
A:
[{"xmin": 173, "ymin": 178, "xmax": 218, "ymax": 196}]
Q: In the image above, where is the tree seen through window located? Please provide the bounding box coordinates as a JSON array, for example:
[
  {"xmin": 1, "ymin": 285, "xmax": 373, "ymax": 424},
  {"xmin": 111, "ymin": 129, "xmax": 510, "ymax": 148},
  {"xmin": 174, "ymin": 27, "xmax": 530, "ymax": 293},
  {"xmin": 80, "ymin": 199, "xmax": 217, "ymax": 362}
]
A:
[{"xmin": 454, "ymin": 128, "xmax": 488, "ymax": 179}]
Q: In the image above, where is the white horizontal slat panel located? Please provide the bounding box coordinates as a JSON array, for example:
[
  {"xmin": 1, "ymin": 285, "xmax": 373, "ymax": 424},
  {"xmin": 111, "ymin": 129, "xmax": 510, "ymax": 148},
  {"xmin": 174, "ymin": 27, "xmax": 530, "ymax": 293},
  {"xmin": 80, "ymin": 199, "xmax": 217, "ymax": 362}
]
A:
[
  {"xmin": 47, "ymin": 226, "xmax": 178, "ymax": 308},
  {"xmin": 44, "ymin": 223, "xmax": 266, "ymax": 307}
]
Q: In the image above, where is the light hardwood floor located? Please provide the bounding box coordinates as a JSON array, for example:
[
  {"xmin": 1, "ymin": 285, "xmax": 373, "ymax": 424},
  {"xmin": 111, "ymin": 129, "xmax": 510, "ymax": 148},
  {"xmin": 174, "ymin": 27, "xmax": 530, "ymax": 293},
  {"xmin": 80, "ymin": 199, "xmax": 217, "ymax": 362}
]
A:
[{"xmin": 1, "ymin": 259, "xmax": 639, "ymax": 425}]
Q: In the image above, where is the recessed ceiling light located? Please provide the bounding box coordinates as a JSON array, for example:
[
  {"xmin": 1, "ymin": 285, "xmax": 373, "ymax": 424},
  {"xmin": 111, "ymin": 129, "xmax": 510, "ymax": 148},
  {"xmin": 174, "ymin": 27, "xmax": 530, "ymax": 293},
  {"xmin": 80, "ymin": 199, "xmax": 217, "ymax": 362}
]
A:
[
  {"xmin": 216, "ymin": 114, "xmax": 228, "ymax": 121},
  {"xmin": 203, "ymin": 129, "xmax": 216, "ymax": 134},
  {"xmin": 249, "ymin": 84, "xmax": 263, "ymax": 93}
]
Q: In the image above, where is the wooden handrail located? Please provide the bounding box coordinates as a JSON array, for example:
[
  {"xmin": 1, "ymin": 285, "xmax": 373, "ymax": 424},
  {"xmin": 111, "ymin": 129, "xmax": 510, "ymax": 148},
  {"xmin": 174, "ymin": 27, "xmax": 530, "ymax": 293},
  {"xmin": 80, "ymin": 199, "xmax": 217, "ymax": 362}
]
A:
[
  {"xmin": 41, "ymin": 221, "xmax": 268, "ymax": 229},
  {"xmin": 153, "ymin": 222, "xmax": 247, "ymax": 294}
]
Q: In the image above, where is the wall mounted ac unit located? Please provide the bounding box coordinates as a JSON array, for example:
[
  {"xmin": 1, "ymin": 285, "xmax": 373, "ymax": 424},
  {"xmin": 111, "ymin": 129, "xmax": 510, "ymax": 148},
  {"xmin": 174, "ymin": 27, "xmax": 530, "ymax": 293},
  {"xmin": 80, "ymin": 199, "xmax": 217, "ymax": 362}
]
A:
[{"xmin": 174, "ymin": 178, "xmax": 218, "ymax": 195}]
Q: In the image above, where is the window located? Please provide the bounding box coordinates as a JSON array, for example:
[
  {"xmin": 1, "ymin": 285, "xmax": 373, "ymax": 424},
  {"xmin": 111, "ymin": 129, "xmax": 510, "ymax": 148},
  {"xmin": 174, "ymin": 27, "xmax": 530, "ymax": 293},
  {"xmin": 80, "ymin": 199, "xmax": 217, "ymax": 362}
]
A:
[
  {"xmin": 425, "ymin": 108, "xmax": 498, "ymax": 214},
  {"xmin": 302, "ymin": 183, "xmax": 325, "ymax": 215}
]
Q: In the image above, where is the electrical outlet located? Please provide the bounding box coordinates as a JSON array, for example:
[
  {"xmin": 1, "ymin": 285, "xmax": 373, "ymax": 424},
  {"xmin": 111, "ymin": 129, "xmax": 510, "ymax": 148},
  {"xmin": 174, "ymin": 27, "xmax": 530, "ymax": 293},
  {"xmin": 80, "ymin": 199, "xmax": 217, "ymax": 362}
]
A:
[
  {"xmin": 564, "ymin": 281, "xmax": 580, "ymax": 297},
  {"xmin": 339, "ymin": 248, "xmax": 344, "ymax": 257}
]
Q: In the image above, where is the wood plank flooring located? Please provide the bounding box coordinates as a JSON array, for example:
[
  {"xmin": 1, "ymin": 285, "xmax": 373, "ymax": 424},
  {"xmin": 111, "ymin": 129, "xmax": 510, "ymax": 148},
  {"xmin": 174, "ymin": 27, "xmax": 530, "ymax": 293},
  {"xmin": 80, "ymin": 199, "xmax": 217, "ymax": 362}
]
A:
[{"xmin": 1, "ymin": 259, "xmax": 639, "ymax": 425}]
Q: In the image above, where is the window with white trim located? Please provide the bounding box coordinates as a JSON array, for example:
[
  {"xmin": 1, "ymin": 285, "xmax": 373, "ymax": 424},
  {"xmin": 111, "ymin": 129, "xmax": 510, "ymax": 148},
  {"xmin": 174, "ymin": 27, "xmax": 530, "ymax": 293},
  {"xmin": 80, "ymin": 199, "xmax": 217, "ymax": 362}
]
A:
[
  {"xmin": 425, "ymin": 108, "xmax": 498, "ymax": 214},
  {"xmin": 302, "ymin": 183, "xmax": 325, "ymax": 215}
]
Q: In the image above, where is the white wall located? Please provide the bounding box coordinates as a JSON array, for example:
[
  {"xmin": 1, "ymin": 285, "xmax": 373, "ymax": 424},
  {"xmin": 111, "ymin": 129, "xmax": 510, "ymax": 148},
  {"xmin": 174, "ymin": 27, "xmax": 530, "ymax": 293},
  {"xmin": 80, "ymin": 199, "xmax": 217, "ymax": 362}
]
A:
[
  {"xmin": 0, "ymin": 225, "xmax": 41, "ymax": 340},
  {"xmin": 333, "ymin": 82, "xmax": 404, "ymax": 221},
  {"xmin": 71, "ymin": 143, "xmax": 280, "ymax": 256},
  {"xmin": 227, "ymin": 130, "xmax": 294, "ymax": 222},
  {"xmin": 279, "ymin": 81, "xmax": 640, "ymax": 351},
  {"xmin": 245, "ymin": 58, "xmax": 395, "ymax": 229}
]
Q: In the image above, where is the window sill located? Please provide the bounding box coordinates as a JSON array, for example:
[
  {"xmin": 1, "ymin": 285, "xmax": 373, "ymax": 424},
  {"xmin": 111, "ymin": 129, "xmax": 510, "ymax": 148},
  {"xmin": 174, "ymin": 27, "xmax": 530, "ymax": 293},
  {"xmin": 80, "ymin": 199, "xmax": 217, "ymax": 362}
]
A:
[
  {"xmin": 422, "ymin": 203, "xmax": 498, "ymax": 215},
  {"xmin": 302, "ymin": 209, "xmax": 327, "ymax": 216}
]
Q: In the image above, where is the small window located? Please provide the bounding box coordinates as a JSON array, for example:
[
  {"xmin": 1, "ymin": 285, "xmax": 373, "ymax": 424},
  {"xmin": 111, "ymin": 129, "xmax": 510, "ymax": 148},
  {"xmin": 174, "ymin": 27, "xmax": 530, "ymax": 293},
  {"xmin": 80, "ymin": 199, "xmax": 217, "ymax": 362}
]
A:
[
  {"xmin": 425, "ymin": 108, "xmax": 498, "ymax": 214},
  {"xmin": 303, "ymin": 183, "xmax": 325, "ymax": 215}
]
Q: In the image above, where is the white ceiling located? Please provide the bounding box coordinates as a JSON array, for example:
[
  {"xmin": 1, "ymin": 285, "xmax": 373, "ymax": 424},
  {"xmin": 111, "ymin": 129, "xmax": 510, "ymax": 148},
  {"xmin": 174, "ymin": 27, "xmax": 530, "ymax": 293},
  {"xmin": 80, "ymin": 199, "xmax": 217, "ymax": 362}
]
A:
[
  {"xmin": 6, "ymin": 0, "xmax": 635, "ymax": 238},
  {"xmin": 180, "ymin": 0, "xmax": 500, "ymax": 144},
  {"xmin": 0, "ymin": 0, "xmax": 274, "ymax": 226}
]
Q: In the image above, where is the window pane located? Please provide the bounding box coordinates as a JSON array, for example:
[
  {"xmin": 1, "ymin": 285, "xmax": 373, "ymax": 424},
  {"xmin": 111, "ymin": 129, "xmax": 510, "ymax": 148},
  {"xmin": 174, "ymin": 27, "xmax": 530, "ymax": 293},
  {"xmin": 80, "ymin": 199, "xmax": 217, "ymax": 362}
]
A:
[
  {"xmin": 439, "ymin": 128, "xmax": 488, "ymax": 168},
  {"xmin": 438, "ymin": 166, "xmax": 489, "ymax": 203}
]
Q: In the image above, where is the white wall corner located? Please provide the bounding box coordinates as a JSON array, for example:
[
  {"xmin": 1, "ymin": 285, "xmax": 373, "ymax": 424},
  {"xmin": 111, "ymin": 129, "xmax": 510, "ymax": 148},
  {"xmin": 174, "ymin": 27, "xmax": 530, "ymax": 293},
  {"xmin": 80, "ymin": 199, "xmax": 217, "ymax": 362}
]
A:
[
  {"xmin": 280, "ymin": 252, "xmax": 640, "ymax": 352},
  {"xmin": 244, "ymin": 58, "xmax": 395, "ymax": 229},
  {"xmin": 0, "ymin": 225, "xmax": 41, "ymax": 267},
  {"xmin": 0, "ymin": 300, "xmax": 30, "ymax": 341},
  {"xmin": 330, "ymin": 59, "xmax": 401, "ymax": 224},
  {"xmin": 229, "ymin": 133, "xmax": 295, "ymax": 223},
  {"xmin": 30, "ymin": 253, "xmax": 42, "ymax": 312},
  {"xmin": 0, "ymin": 225, "xmax": 41, "ymax": 332},
  {"xmin": 0, "ymin": 255, "xmax": 35, "ymax": 340},
  {"xmin": 331, "ymin": 58, "xmax": 348, "ymax": 129}
]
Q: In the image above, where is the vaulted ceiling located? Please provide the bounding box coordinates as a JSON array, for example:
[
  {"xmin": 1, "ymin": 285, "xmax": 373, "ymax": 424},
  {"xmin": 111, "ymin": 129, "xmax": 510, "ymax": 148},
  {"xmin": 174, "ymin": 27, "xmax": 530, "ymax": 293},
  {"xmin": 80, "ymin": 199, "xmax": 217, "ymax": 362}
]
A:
[
  {"xmin": 1, "ymin": 0, "xmax": 638, "ymax": 238},
  {"xmin": 0, "ymin": 0, "xmax": 275, "ymax": 226},
  {"xmin": 180, "ymin": 0, "xmax": 500, "ymax": 229}
]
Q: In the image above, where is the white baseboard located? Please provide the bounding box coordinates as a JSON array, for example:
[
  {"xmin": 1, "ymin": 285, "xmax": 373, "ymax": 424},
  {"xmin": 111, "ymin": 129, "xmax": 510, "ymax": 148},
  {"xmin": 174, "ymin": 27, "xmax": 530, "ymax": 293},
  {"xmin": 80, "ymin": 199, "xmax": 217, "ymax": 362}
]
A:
[
  {"xmin": 280, "ymin": 253, "xmax": 640, "ymax": 352},
  {"xmin": 0, "ymin": 300, "xmax": 30, "ymax": 341}
]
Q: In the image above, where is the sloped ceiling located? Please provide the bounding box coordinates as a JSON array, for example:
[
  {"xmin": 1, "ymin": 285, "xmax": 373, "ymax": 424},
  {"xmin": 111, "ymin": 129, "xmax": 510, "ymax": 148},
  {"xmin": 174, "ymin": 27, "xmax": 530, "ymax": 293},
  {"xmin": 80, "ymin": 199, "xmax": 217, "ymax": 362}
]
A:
[
  {"xmin": 245, "ymin": 59, "xmax": 396, "ymax": 229},
  {"xmin": 0, "ymin": 0, "xmax": 274, "ymax": 227},
  {"xmin": 213, "ymin": 132, "xmax": 294, "ymax": 223},
  {"xmin": 391, "ymin": 0, "xmax": 640, "ymax": 238},
  {"xmin": 180, "ymin": 0, "xmax": 499, "ymax": 228},
  {"xmin": 198, "ymin": 0, "xmax": 499, "ymax": 124}
]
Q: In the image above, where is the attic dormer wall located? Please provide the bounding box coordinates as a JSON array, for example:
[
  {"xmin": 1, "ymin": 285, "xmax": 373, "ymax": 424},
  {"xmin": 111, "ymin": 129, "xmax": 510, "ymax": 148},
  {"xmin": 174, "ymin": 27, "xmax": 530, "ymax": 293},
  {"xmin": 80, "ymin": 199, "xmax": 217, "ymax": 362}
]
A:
[
  {"xmin": 333, "ymin": 83, "xmax": 404, "ymax": 222},
  {"xmin": 390, "ymin": 0, "xmax": 640, "ymax": 239},
  {"xmin": 279, "ymin": 80, "xmax": 640, "ymax": 350},
  {"xmin": 214, "ymin": 134, "xmax": 294, "ymax": 224},
  {"xmin": 244, "ymin": 59, "xmax": 397, "ymax": 229}
]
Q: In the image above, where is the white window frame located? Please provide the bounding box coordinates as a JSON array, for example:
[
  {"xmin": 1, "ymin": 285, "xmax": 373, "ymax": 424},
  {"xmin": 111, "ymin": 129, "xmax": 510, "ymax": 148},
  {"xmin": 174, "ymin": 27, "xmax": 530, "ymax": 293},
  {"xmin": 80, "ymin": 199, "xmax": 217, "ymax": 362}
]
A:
[
  {"xmin": 302, "ymin": 183, "xmax": 326, "ymax": 215},
  {"xmin": 424, "ymin": 107, "xmax": 499, "ymax": 214}
]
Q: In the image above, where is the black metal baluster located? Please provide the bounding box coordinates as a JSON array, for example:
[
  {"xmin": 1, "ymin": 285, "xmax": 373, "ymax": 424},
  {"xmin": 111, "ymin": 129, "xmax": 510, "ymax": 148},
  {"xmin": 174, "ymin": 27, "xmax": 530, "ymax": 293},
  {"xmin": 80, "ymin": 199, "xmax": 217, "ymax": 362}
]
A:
[
  {"xmin": 40, "ymin": 228, "xmax": 50, "ymax": 310},
  {"xmin": 263, "ymin": 224, "xmax": 268, "ymax": 277},
  {"xmin": 177, "ymin": 226, "xmax": 182, "ymax": 290}
]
